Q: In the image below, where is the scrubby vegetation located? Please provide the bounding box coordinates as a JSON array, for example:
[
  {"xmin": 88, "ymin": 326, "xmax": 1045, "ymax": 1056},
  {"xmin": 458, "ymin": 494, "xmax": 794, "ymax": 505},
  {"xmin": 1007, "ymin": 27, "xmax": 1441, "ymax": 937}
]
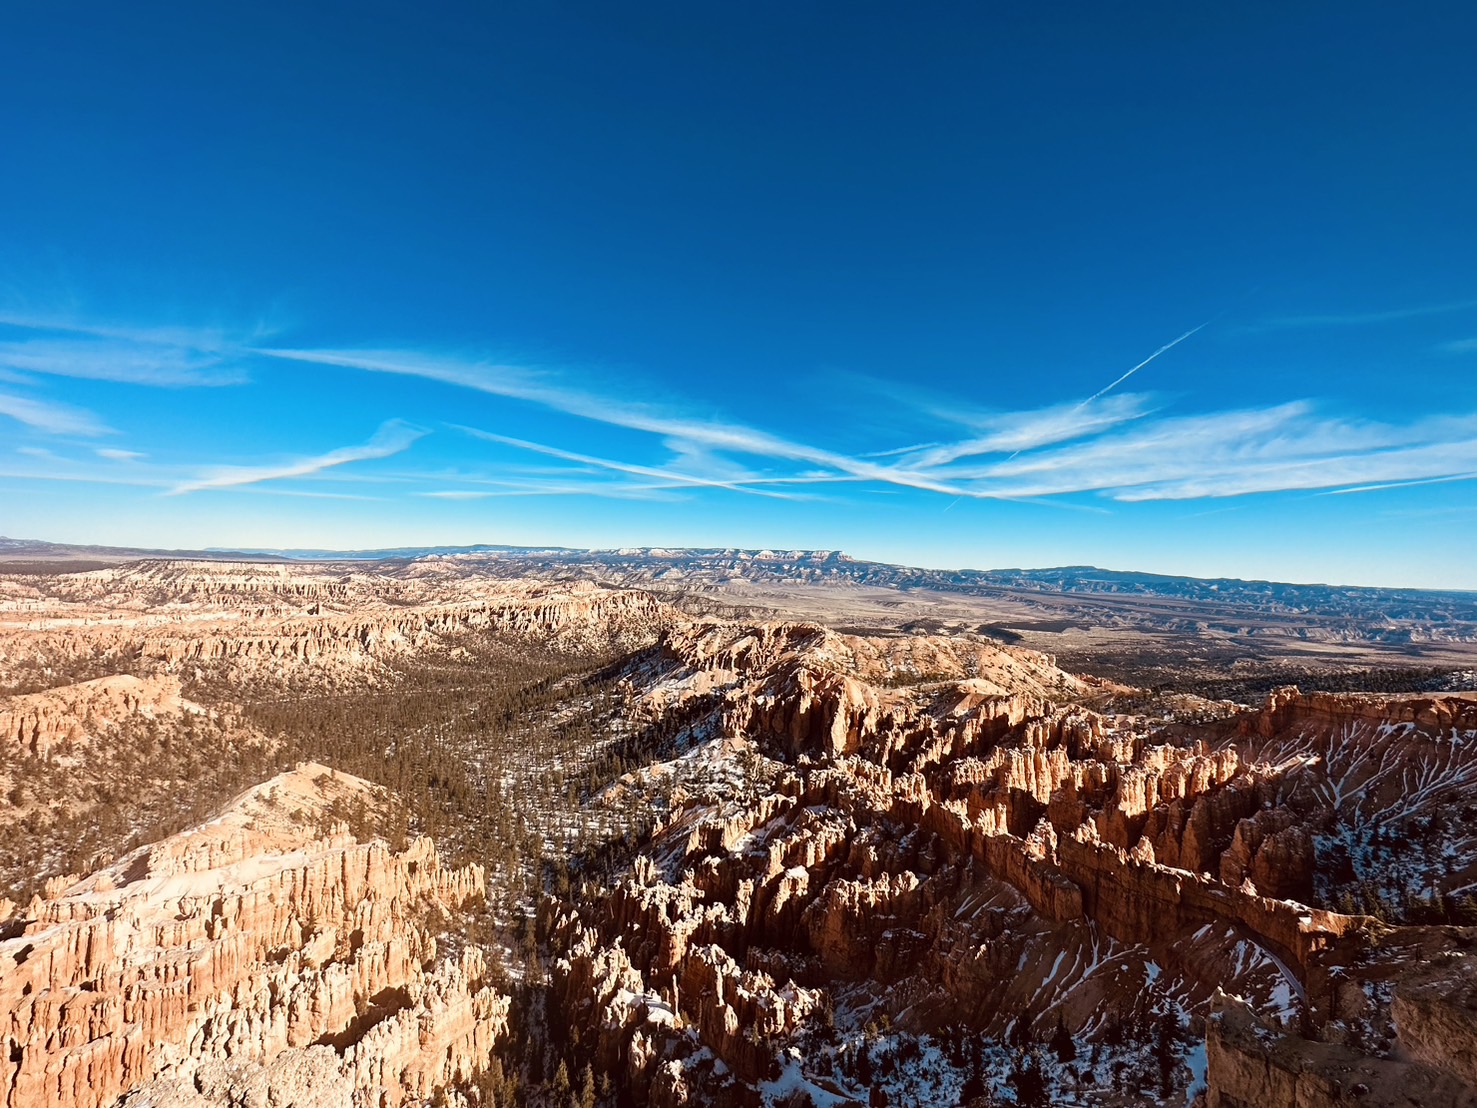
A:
[
  {"xmin": 0, "ymin": 707, "xmax": 278, "ymax": 901},
  {"xmin": 1058, "ymin": 650, "xmax": 1474, "ymax": 703},
  {"xmin": 0, "ymin": 630, "xmax": 691, "ymax": 1105}
]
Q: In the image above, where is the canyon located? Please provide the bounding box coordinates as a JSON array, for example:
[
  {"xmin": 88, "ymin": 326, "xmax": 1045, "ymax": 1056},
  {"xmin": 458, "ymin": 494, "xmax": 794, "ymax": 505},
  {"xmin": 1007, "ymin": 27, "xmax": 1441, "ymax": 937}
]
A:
[
  {"xmin": 1, "ymin": 763, "xmax": 503, "ymax": 1108},
  {"xmin": 2, "ymin": 551, "xmax": 1476, "ymax": 1106}
]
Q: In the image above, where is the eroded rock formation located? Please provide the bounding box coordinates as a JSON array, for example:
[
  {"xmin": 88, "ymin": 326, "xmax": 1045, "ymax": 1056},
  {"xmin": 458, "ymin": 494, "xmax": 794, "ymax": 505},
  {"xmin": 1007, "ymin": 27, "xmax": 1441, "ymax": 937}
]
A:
[
  {"xmin": 1207, "ymin": 990, "xmax": 1477, "ymax": 1108},
  {"xmin": 3, "ymin": 555, "xmax": 1477, "ymax": 1105},
  {"xmin": 0, "ymin": 764, "xmax": 505, "ymax": 1108},
  {"xmin": 0, "ymin": 673, "xmax": 198, "ymax": 757},
  {"xmin": 0, "ymin": 563, "xmax": 677, "ymax": 690},
  {"xmin": 553, "ymin": 621, "xmax": 1477, "ymax": 1104}
]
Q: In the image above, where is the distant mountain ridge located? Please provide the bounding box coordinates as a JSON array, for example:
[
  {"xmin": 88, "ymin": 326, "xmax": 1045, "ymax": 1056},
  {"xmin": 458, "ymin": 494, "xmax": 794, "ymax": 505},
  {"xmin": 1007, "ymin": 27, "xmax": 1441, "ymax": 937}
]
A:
[
  {"xmin": 5, "ymin": 533, "xmax": 1477, "ymax": 698},
  {"xmin": 2, "ymin": 537, "xmax": 1474, "ymax": 608}
]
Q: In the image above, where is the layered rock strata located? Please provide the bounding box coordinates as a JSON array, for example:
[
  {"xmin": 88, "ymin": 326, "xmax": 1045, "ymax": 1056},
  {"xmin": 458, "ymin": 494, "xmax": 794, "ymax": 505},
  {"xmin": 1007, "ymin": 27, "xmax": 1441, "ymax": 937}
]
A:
[
  {"xmin": 0, "ymin": 563, "xmax": 677, "ymax": 690},
  {"xmin": 0, "ymin": 764, "xmax": 505, "ymax": 1108},
  {"xmin": 557, "ymin": 621, "xmax": 1477, "ymax": 1104},
  {"xmin": 0, "ymin": 673, "xmax": 197, "ymax": 757}
]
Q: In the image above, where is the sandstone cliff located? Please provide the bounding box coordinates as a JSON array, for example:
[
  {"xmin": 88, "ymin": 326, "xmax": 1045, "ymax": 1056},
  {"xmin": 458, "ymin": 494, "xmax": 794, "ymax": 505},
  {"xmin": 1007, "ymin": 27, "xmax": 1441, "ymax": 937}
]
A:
[
  {"xmin": 1, "ymin": 564, "xmax": 677, "ymax": 691},
  {"xmin": 0, "ymin": 673, "xmax": 198, "ymax": 757},
  {"xmin": 553, "ymin": 622, "xmax": 1477, "ymax": 1104},
  {"xmin": 1207, "ymin": 991, "xmax": 1477, "ymax": 1108},
  {"xmin": 0, "ymin": 764, "xmax": 506, "ymax": 1108}
]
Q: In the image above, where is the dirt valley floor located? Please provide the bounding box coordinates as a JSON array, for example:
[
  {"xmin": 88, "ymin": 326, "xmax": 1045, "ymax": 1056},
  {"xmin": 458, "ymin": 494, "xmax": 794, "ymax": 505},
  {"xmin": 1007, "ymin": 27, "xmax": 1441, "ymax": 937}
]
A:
[{"xmin": 3, "ymin": 551, "xmax": 1477, "ymax": 1107}]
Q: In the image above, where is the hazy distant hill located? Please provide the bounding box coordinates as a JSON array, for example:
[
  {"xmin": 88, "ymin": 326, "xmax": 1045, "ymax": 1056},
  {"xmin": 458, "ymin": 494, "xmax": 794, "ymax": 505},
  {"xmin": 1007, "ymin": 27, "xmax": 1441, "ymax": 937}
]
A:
[{"xmin": 5, "ymin": 538, "xmax": 1476, "ymax": 659}]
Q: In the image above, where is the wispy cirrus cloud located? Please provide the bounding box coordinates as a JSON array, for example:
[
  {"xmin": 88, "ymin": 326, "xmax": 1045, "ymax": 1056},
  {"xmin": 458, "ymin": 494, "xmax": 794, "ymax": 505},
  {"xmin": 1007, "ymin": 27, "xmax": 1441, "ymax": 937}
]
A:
[
  {"xmin": 10, "ymin": 311, "xmax": 1462, "ymax": 509},
  {"xmin": 455, "ymin": 426, "xmax": 818, "ymax": 500},
  {"xmin": 0, "ymin": 456, "xmax": 387, "ymax": 500},
  {"xmin": 399, "ymin": 460, "xmax": 721, "ymax": 501},
  {"xmin": 1249, "ymin": 296, "xmax": 1477, "ymax": 331},
  {"xmin": 261, "ymin": 342, "xmax": 1477, "ymax": 506},
  {"xmin": 0, "ymin": 313, "xmax": 256, "ymax": 386},
  {"xmin": 261, "ymin": 347, "xmax": 824, "ymax": 456},
  {"xmin": 222, "ymin": 486, "xmax": 387, "ymax": 502},
  {"xmin": 168, "ymin": 419, "xmax": 427, "ymax": 495},
  {"xmin": 417, "ymin": 482, "xmax": 688, "ymax": 501},
  {"xmin": 947, "ymin": 406, "xmax": 1477, "ymax": 501},
  {"xmin": 895, "ymin": 393, "xmax": 1154, "ymax": 469},
  {"xmin": 0, "ymin": 337, "xmax": 245, "ymax": 386},
  {"xmin": 261, "ymin": 347, "xmax": 979, "ymax": 497},
  {"xmin": 0, "ymin": 466, "xmax": 171, "ymax": 489},
  {"xmin": 0, "ymin": 311, "xmax": 249, "ymax": 349},
  {"xmin": 0, "ymin": 391, "xmax": 111, "ymax": 435}
]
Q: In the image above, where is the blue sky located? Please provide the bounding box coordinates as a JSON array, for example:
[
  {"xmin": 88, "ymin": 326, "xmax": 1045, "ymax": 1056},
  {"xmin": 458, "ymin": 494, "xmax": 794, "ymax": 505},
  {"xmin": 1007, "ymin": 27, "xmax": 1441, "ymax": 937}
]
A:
[{"xmin": 2, "ymin": 2, "xmax": 1476, "ymax": 587}]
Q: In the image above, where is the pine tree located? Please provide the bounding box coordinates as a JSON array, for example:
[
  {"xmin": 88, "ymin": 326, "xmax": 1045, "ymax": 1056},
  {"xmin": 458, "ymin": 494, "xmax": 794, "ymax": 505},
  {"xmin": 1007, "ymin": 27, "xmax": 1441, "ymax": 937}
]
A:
[
  {"xmin": 1155, "ymin": 1011, "xmax": 1179, "ymax": 1097},
  {"xmin": 1009, "ymin": 1049, "xmax": 1047, "ymax": 1108},
  {"xmin": 959, "ymin": 1066, "xmax": 988, "ymax": 1104},
  {"xmin": 1049, "ymin": 1012, "xmax": 1076, "ymax": 1063},
  {"xmin": 551, "ymin": 1060, "xmax": 571, "ymax": 1101}
]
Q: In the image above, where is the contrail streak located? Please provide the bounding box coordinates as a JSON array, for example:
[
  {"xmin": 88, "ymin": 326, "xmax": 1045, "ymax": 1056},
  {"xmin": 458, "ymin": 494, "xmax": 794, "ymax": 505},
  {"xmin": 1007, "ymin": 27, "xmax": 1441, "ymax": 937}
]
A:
[
  {"xmin": 1000, "ymin": 319, "xmax": 1211, "ymax": 463},
  {"xmin": 1076, "ymin": 320, "xmax": 1209, "ymax": 409}
]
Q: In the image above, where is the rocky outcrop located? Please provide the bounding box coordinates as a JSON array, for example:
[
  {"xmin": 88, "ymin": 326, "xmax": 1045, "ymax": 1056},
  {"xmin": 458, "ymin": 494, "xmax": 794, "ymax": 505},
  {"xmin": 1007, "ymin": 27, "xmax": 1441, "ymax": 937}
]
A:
[
  {"xmin": 0, "ymin": 673, "xmax": 197, "ymax": 756},
  {"xmin": 676, "ymin": 943, "xmax": 820, "ymax": 1083},
  {"xmin": 1221, "ymin": 806, "xmax": 1316, "ymax": 902},
  {"xmin": 1252, "ymin": 687, "xmax": 1477, "ymax": 741},
  {"xmin": 134, "ymin": 587, "xmax": 674, "ymax": 678},
  {"xmin": 560, "ymin": 622, "xmax": 1477, "ymax": 1103},
  {"xmin": 0, "ymin": 564, "xmax": 678, "ymax": 691},
  {"xmin": 1052, "ymin": 827, "xmax": 1363, "ymax": 974},
  {"xmin": 1207, "ymin": 992, "xmax": 1477, "ymax": 1107},
  {"xmin": 1235, "ymin": 687, "xmax": 1477, "ymax": 911},
  {"xmin": 0, "ymin": 764, "xmax": 506, "ymax": 1108},
  {"xmin": 1393, "ymin": 956, "xmax": 1477, "ymax": 1091}
]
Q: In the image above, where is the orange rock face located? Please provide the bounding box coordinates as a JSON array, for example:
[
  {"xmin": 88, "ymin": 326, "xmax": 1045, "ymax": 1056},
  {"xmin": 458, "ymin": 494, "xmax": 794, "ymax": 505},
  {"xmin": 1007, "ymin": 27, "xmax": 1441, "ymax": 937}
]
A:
[
  {"xmin": 0, "ymin": 673, "xmax": 198, "ymax": 757},
  {"xmin": 0, "ymin": 764, "xmax": 506, "ymax": 1108},
  {"xmin": 0, "ymin": 561, "xmax": 678, "ymax": 690},
  {"xmin": 554, "ymin": 622, "xmax": 1477, "ymax": 1103},
  {"xmin": 5, "ymin": 557, "xmax": 1477, "ymax": 1104}
]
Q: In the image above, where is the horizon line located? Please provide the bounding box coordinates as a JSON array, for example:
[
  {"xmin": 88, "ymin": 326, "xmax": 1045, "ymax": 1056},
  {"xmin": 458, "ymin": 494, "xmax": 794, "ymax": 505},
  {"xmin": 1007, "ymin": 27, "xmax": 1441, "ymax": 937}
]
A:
[{"xmin": 2, "ymin": 534, "xmax": 1474, "ymax": 596}]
